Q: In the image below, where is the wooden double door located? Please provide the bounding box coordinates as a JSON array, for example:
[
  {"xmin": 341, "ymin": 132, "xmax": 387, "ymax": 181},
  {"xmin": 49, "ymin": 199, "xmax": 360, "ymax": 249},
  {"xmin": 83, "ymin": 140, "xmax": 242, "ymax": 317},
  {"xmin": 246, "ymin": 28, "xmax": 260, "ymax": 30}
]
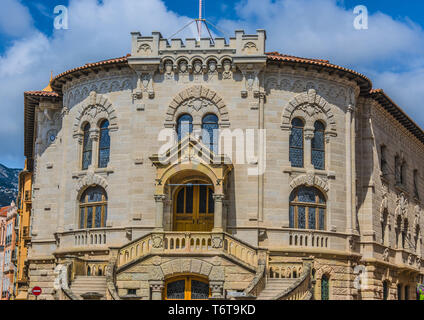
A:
[
  {"xmin": 173, "ymin": 184, "xmax": 214, "ymax": 232},
  {"xmin": 165, "ymin": 276, "xmax": 210, "ymax": 300}
]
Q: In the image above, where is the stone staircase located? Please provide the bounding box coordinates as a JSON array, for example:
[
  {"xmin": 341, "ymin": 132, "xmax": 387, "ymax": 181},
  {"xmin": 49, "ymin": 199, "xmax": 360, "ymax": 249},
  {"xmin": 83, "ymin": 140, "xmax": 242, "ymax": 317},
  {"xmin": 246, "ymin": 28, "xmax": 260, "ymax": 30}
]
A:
[
  {"xmin": 70, "ymin": 276, "xmax": 107, "ymax": 300},
  {"xmin": 256, "ymin": 278, "xmax": 299, "ymax": 300}
]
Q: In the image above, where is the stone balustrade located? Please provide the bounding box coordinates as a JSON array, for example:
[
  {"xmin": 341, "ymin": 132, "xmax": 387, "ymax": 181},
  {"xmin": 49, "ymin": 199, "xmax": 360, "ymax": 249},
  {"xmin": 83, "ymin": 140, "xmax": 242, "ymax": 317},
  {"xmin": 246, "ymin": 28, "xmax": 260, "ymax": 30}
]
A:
[
  {"xmin": 117, "ymin": 232, "xmax": 260, "ymax": 270},
  {"xmin": 268, "ymin": 261, "xmax": 303, "ymax": 279},
  {"xmin": 289, "ymin": 231, "xmax": 329, "ymax": 249}
]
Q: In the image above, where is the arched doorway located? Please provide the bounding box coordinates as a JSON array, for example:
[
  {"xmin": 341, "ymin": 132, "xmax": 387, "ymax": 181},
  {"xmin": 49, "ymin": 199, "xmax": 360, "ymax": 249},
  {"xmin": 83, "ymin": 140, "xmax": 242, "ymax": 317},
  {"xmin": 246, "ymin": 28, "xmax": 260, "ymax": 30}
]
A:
[
  {"xmin": 164, "ymin": 276, "xmax": 210, "ymax": 300},
  {"xmin": 173, "ymin": 182, "xmax": 214, "ymax": 232}
]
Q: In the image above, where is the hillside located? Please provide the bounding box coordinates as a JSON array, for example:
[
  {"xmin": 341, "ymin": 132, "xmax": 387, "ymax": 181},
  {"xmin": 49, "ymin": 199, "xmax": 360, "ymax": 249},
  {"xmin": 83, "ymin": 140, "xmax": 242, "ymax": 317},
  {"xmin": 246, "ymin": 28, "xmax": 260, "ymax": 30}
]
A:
[{"xmin": 0, "ymin": 164, "xmax": 21, "ymax": 207}]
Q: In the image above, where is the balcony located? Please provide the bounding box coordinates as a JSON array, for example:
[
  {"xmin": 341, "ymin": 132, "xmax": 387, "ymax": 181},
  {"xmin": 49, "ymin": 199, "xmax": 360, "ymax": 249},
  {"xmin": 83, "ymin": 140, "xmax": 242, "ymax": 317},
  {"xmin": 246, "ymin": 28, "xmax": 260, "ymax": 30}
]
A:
[
  {"xmin": 116, "ymin": 231, "xmax": 261, "ymax": 271},
  {"xmin": 24, "ymin": 191, "xmax": 31, "ymax": 202},
  {"xmin": 54, "ymin": 228, "xmax": 110, "ymax": 254}
]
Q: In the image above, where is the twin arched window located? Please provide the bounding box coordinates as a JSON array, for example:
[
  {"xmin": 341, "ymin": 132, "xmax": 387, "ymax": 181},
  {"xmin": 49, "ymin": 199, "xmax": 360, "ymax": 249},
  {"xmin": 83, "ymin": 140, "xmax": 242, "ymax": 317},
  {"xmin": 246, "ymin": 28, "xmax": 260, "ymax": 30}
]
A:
[
  {"xmin": 202, "ymin": 114, "xmax": 219, "ymax": 154},
  {"xmin": 79, "ymin": 187, "xmax": 108, "ymax": 229},
  {"xmin": 177, "ymin": 114, "xmax": 219, "ymax": 153},
  {"xmin": 289, "ymin": 187, "xmax": 326, "ymax": 230},
  {"xmin": 289, "ymin": 118, "xmax": 325, "ymax": 170},
  {"xmin": 81, "ymin": 120, "xmax": 110, "ymax": 170},
  {"xmin": 289, "ymin": 118, "xmax": 304, "ymax": 168},
  {"xmin": 177, "ymin": 114, "xmax": 193, "ymax": 141}
]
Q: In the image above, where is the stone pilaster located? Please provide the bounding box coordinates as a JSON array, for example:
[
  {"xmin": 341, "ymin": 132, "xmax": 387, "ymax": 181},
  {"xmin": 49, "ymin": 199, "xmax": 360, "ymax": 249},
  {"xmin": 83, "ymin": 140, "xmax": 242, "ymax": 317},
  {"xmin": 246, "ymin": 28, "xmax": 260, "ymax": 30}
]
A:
[
  {"xmin": 154, "ymin": 195, "xmax": 166, "ymax": 231},
  {"xmin": 213, "ymin": 194, "xmax": 225, "ymax": 232},
  {"xmin": 149, "ymin": 280, "xmax": 164, "ymax": 300}
]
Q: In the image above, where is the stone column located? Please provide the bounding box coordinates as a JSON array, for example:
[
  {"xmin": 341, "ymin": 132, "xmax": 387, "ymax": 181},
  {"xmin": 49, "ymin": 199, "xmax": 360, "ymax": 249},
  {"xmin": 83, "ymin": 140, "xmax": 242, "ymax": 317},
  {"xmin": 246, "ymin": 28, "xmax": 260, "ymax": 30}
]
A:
[
  {"xmin": 154, "ymin": 195, "xmax": 166, "ymax": 231},
  {"xmin": 346, "ymin": 106, "xmax": 354, "ymax": 233},
  {"xmin": 213, "ymin": 194, "xmax": 225, "ymax": 232},
  {"xmin": 304, "ymin": 126, "xmax": 314, "ymax": 169},
  {"xmin": 89, "ymin": 128, "xmax": 100, "ymax": 169},
  {"xmin": 149, "ymin": 281, "xmax": 164, "ymax": 300}
]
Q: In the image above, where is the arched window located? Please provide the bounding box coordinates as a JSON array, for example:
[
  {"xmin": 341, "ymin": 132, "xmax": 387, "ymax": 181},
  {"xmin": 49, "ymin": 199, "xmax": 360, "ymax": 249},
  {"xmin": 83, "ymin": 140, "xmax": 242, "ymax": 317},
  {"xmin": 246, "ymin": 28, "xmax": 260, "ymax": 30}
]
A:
[
  {"xmin": 321, "ymin": 274, "xmax": 329, "ymax": 300},
  {"xmin": 289, "ymin": 187, "xmax": 326, "ymax": 230},
  {"xmin": 202, "ymin": 114, "xmax": 219, "ymax": 154},
  {"xmin": 98, "ymin": 120, "xmax": 110, "ymax": 168},
  {"xmin": 312, "ymin": 121, "xmax": 325, "ymax": 170},
  {"xmin": 82, "ymin": 123, "xmax": 92, "ymax": 170},
  {"xmin": 383, "ymin": 281, "xmax": 389, "ymax": 300},
  {"xmin": 397, "ymin": 284, "xmax": 402, "ymax": 300},
  {"xmin": 289, "ymin": 118, "xmax": 304, "ymax": 168},
  {"xmin": 177, "ymin": 114, "xmax": 193, "ymax": 141},
  {"xmin": 79, "ymin": 187, "xmax": 107, "ymax": 229}
]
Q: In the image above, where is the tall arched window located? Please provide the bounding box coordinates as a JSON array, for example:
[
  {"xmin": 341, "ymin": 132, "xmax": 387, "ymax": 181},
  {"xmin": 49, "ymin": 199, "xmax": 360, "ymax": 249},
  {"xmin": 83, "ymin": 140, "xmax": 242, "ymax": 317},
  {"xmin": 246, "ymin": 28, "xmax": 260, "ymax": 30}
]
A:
[
  {"xmin": 82, "ymin": 123, "xmax": 92, "ymax": 170},
  {"xmin": 383, "ymin": 281, "xmax": 389, "ymax": 300},
  {"xmin": 289, "ymin": 118, "xmax": 304, "ymax": 168},
  {"xmin": 202, "ymin": 114, "xmax": 219, "ymax": 154},
  {"xmin": 98, "ymin": 120, "xmax": 110, "ymax": 168},
  {"xmin": 177, "ymin": 114, "xmax": 193, "ymax": 141},
  {"xmin": 321, "ymin": 274, "xmax": 329, "ymax": 300},
  {"xmin": 79, "ymin": 187, "xmax": 107, "ymax": 229},
  {"xmin": 289, "ymin": 187, "xmax": 326, "ymax": 230},
  {"xmin": 312, "ymin": 121, "xmax": 325, "ymax": 170}
]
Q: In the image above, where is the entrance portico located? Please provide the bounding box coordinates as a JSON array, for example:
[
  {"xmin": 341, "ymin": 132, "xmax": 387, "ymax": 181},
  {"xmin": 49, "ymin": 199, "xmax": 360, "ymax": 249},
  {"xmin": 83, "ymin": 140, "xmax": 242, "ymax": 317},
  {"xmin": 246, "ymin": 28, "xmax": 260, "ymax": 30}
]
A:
[{"xmin": 150, "ymin": 136, "xmax": 232, "ymax": 232}]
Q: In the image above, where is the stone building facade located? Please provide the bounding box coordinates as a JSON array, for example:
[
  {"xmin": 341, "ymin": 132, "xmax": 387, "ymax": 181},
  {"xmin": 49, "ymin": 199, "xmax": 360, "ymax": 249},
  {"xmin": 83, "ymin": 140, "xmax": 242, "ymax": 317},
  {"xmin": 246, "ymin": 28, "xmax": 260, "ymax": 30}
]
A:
[
  {"xmin": 22, "ymin": 29, "xmax": 424, "ymax": 300},
  {"xmin": 0, "ymin": 203, "xmax": 17, "ymax": 300}
]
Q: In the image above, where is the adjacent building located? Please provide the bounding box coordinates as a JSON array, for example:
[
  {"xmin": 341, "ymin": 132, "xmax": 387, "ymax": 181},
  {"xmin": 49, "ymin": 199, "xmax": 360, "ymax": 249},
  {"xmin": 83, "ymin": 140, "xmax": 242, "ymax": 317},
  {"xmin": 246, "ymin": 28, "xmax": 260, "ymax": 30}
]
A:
[
  {"xmin": 22, "ymin": 29, "xmax": 423, "ymax": 300},
  {"xmin": 14, "ymin": 159, "xmax": 33, "ymax": 300},
  {"xmin": 0, "ymin": 206, "xmax": 8, "ymax": 297},
  {"xmin": 0, "ymin": 203, "xmax": 18, "ymax": 300}
]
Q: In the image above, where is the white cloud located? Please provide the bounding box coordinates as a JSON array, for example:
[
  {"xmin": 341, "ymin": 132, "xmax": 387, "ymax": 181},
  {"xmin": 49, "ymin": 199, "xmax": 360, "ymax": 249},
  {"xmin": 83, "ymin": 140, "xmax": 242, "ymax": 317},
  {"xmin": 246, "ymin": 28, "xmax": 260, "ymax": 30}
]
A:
[
  {"xmin": 0, "ymin": 0, "xmax": 424, "ymax": 167},
  {"xmin": 0, "ymin": 0, "xmax": 33, "ymax": 37},
  {"xmin": 219, "ymin": 0, "xmax": 424, "ymax": 68}
]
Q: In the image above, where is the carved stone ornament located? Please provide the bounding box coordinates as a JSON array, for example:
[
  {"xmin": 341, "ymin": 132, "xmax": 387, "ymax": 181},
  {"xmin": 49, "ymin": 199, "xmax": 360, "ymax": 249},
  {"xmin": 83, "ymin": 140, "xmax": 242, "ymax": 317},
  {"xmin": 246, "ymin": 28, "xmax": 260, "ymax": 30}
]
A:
[
  {"xmin": 383, "ymin": 248, "xmax": 389, "ymax": 262},
  {"xmin": 211, "ymin": 236, "xmax": 223, "ymax": 249},
  {"xmin": 137, "ymin": 43, "xmax": 152, "ymax": 55},
  {"xmin": 395, "ymin": 193, "xmax": 408, "ymax": 220},
  {"xmin": 152, "ymin": 235, "xmax": 164, "ymax": 248},
  {"xmin": 193, "ymin": 60, "xmax": 203, "ymax": 74},
  {"xmin": 208, "ymin": 60, "xmax": 217, "ymax": 73},
  {"xmin": 222, "ymin": 60, "xmax": 233, "ymax": 79},
  {"xmin": 179, "ymin": 60, "xmax": 188, "ymax": 73}
]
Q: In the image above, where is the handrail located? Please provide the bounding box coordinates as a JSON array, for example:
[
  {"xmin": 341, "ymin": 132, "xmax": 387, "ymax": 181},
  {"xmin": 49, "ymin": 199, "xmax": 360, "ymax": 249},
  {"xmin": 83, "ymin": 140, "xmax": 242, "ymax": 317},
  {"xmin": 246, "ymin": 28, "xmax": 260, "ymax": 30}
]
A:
[
  {"xmin": 117, "ymin": 231, "xmax": 261, "ymax": 270},
  {"xmin": 273, "ymin": 259, "xmax": 313, "ymax": 300},
  {"xmin": 244, "ymin": 260, "xmax": 266, "ymax": 297},
  {"xmin": 105, "ymin": 258, "xmax": 120, "ymax": 300}
]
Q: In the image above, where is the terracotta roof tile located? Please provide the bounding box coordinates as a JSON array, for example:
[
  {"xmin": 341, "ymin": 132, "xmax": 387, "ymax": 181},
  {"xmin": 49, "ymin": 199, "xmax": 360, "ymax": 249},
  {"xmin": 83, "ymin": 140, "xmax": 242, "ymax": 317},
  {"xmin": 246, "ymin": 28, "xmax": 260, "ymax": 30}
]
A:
[
  {"xmin": 24, "ymin": 91, "xmax": 60, "ymax": 97},
  {"xmin": 0, "ymin": 206, "xmax": 10, "ymax": 217}
]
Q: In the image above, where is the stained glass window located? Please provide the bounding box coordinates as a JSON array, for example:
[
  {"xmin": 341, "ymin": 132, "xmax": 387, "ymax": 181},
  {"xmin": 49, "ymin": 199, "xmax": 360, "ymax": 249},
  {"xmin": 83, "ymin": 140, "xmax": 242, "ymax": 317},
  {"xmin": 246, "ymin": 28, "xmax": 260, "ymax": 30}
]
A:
[
  {"xmin": 289, "ymin": 118, "xmax": 304, "ymax": 168},
  {"xmin": 79, "ymin": 187, "xmax": 107, "ymax": 229},
  {"xmin": 177, "ymin": 114, "xmax": 193, "ymax": 141},
  {"xmin": 98, "ymin": 120, "xmax": 110, "ymax": 168},
  {"xmin": 321, "ymin": 274, "xmax": 329, "ymax": 300},
  {"xmin": 289, "ymin": 187, "xmax": 326, "ymax": 230},
  {"xmin": 312, "ymin": 121, "xmax": 325, "ymax": 170},
  {"xmin": 191, "ymin": 280, "xmax": 209, "ymax": 300},
  {"xmin": 202, "ymin": 114, "xmax": 219, "ymax": 154},
  {"xmin": 166, "ymin": 280, "xmax": 185, "ymax": 300},
  {"xmin": 82, "ymin": 123, "xmax": 92, "ymax": 170}
]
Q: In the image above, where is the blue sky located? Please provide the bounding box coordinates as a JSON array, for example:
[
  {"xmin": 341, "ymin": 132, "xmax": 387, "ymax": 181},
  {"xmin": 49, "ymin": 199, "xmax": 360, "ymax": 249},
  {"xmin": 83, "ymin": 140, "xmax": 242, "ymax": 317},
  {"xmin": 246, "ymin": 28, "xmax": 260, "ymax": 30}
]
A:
[{"xmin": 0, "ymin": 0, "xmax": 424, "ymax": 168}]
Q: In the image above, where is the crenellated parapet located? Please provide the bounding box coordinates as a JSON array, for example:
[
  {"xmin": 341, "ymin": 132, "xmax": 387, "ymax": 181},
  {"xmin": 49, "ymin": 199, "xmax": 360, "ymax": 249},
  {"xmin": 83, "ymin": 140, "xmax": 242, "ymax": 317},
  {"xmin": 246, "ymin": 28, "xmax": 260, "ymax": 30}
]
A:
[{"xmin": 127, "ymin": 30, "xmax": 267, "ymax": 99}]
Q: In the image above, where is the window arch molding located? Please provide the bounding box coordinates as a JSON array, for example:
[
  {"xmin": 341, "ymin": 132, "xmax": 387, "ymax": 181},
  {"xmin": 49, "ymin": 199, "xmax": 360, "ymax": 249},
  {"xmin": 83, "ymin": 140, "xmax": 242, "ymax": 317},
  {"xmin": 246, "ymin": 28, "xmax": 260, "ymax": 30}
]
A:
[
  {"xmin": 289, "ymin": 186, "xmax": 327, "ymax": 230},
  {"xmin": 281, "ymin": 89, "xmax": 337, "ymax": 140},
  {"xmin": 73, "ymin": 91, "xmax": 118, "ymax": 139},
  {"xmin": 164, "ymin": 85, "xmax": 230, "ymax": 129}
]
